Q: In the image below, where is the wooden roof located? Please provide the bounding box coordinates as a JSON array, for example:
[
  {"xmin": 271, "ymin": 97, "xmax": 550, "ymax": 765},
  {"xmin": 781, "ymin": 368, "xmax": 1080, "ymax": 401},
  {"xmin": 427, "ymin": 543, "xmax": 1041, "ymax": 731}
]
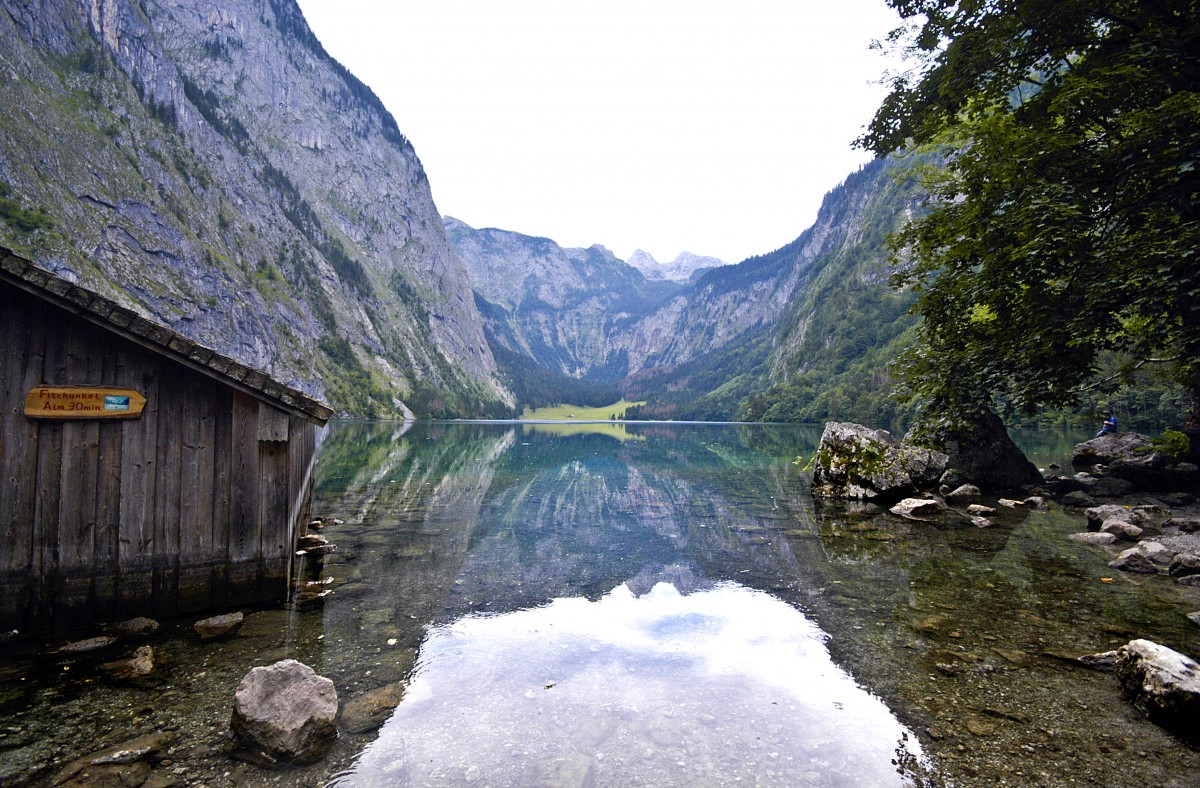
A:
[{"xmin": 1, "ymin": 247, "xmax": 334, "ymax": 425}]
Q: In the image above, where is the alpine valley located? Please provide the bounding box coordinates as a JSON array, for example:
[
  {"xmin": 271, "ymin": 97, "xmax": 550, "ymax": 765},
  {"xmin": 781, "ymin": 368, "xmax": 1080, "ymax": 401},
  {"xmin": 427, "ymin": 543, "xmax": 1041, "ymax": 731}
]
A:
[{"xmin": 0, "ymin": 0, "xmax": 924, "ymax": 421}]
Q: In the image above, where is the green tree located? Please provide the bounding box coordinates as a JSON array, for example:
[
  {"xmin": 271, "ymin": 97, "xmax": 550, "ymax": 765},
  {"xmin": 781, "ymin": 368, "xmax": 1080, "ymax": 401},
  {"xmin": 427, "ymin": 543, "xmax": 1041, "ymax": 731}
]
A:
[{"xmin": 861, "ymin": 1, "xmax": 1200, "ymax": 424}]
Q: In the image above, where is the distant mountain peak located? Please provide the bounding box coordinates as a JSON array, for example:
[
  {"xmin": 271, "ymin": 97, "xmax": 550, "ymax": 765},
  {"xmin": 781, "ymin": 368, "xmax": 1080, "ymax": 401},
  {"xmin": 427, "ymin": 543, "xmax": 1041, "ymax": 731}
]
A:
[{"xmin": 626, "ymin": 249, "xmax": 727, "ymax": 282}]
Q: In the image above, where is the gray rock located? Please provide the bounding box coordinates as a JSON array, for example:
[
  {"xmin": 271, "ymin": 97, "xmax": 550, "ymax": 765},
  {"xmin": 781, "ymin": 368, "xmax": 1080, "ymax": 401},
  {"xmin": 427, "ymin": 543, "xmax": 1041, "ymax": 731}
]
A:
[
  {"xmin": 967, "ymin": 504, "xmax": 997, "ymax": 516},
  {"xmin": 907, "ymin": 410, "xmax": 1042, "ymax": 490},
  {"xmin": 971, "ymin": 516, "xmax": 993, "ymax": 528},
  {"xmin": 1070, "ymin": 532, "xmax": 1118, "ymax": 546},
  {"xmin": 341, "ymin": 682, "xmax": 406, "ymax": 734},
  {"xmin": 946, "ymin": 484, "xmax": 981, "ymax": 501},
  {"xmin": 1174, "ymin": 518, "xmax": 1200, "ymax": 533},
  {"xmin": 1127, "ymin": 505, "xmax": 1172, "ymax": 529},
  {"xmin": 1140, "ymin": 541, "xmax": 1177, "ymax": 565},
  {"xmin": 1022, "ymin": 495, "xmax": 1047, "ymax": 509},
  {"xmin": 1085, "ymin": 504, "xmax": 1130, "ymax": 529},
  {"xmin": 1187, "ymin": 612, "xmax": 1200, "ymax": 627},
  {"xmin": 1073, "ymin": 432, "xmax": 1153, "ymax": 466},
  {"xmin": 1073, "ymin": 435, "xmax": 1200, "ymax": 492},
  {"xmin": 1109, "ymin": 547, "xmax": 1159, "ymax": 574},
  {"xmin": 1099, "ymin": 519, "xmax": 1144, "ymax": 540},
  {"xmin": 194, "ymin": 611, "xmax": 244, "ymax": 640},
  {"xmin": 1113, "ymin": 639, "xmax": 1200, "ymax": 739},
  {"xmin": 231, "ymin": 659, "xmax": 338, "ymax": 765},
  {"xmin": 1061, "ymin": 490, "xmax": 1097, "ymax": 508},
  {"xmin": 890, "ymin": 498, "xmax": 941, "ymax": 518},
  {"xmin": 1086, "ymin": 504, "xmax": 1169, "ymax": 531},
  {"xmin": 1169, "ymin": 553, "xmax": 1200, "ymax": 578},
  {"xmin": 1179, "ymin": 575, "xmax": 1200, "ymax": 588},
  {"xmin": 811, "ymin": 422, "xmax": 948, "ymax": 501}
]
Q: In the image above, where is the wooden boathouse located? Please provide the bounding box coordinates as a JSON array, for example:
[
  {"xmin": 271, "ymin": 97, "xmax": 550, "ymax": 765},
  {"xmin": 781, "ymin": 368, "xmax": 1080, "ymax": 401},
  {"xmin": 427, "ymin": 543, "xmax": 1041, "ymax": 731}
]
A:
[{"xmin": 0, "ymin": 247, "xmax": 333, "ymax": 629}]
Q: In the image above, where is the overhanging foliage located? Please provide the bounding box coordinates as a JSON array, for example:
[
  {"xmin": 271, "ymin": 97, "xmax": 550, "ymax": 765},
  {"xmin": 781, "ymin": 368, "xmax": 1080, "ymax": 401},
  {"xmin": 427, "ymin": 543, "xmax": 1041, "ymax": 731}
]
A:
[{"xmin": 864, "ymin": 0, "xmax": 1200, "ymax": 418}]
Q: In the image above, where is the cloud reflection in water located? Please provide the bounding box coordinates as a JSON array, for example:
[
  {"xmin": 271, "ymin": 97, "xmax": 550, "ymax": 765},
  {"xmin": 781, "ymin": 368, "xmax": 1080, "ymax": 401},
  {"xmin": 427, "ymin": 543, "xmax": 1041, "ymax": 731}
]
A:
[{"xmin": 333, "ymin": 581, "xmax": 923, "ymax": 787}]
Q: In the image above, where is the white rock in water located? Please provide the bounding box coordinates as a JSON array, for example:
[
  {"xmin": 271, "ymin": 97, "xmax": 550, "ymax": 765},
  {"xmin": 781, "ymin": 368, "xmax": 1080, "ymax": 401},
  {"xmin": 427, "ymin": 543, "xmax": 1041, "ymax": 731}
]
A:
[
  {"xmin": 1113, "ymin": 639, "xmax": 1200, "ymax": 738},
  {"xmin": 889, "ymin": 498, "xmax": 941, "ymax": 518}
]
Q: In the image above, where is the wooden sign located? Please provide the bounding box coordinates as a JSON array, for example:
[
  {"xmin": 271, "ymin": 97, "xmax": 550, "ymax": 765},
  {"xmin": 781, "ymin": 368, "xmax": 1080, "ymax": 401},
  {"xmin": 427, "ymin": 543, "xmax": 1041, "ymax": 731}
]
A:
[{"xmin": 25, "ymin": 387, "xmax": 147, "ymax": 420}]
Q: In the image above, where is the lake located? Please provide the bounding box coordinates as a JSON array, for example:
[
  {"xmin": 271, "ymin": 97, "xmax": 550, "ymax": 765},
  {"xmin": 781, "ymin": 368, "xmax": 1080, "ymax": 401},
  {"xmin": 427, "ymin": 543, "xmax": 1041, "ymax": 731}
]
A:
[{"xmin": 1, "ymin": 420, "xmax": 1197, "ymax": 786}]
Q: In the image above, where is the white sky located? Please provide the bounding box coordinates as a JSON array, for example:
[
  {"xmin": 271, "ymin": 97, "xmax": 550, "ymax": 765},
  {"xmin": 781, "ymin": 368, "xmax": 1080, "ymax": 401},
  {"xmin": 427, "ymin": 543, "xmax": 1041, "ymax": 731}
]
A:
[{"xmin": 293, "ymin": 0, "xmax": 903, "ymax": 264}]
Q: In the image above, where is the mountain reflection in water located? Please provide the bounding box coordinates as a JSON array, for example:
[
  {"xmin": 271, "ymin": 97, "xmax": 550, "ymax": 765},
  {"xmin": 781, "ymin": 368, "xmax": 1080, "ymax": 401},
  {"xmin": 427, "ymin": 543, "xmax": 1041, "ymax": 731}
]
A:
[
  {"xmin": 316, "ymin": 422, "xmax": 925, "ymax": 787},
  {"xmin": 333, "ymin": 581, "xmax": 920, "ymax": 787}
]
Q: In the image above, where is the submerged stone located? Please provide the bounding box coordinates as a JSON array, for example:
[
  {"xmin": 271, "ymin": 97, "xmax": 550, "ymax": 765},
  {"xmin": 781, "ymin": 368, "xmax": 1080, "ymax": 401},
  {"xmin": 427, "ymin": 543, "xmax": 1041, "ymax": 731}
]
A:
[
  {"xmin": 58, "ymin": 636, "xmax": 119, "ymax": 654},
  {"xmin": 49, "ymin": 732, "xmax": 175, "ymax": 786},
  {"xmin": 1069, "ymin": 532, "xmax": 1117, "ymax": 546},
  {"xmin": 194, "ymin": 611, "xmax": 244, "ymax": 640},
  {"xmin": 99, "ymin": 645, "xmax": 155, "ymax": 684},
  {"xmin": 109, "ymin": 617, "xmax": 160, "ymax": 639},
  {"xmin": 341, "ymin": 682, "xmax": 406, "ymax": 734}
]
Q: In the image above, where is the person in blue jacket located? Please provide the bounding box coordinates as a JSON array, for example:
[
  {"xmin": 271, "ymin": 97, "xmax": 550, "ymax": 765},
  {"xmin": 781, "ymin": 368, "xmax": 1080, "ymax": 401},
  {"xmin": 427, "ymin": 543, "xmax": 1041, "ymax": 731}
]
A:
[{"xmin": 1096, "ymin": 411, "xmax": 1118, "ymax": 438}]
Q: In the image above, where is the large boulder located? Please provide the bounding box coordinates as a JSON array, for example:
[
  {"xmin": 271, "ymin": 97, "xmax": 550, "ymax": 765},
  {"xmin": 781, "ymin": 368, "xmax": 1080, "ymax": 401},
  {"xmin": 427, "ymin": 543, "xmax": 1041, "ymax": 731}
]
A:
[
  {"xmin": 1073, "ymin": 432, "xmax": 1152, "ymax": 466},
  {"xmin": 906, "ymin": 410, "xmax": 1041, "ymax": 491},
  {"xmin": 230, "ymin": 659, "xmax": 338, "ymax": 765},
  {"xmin": 1072, "ymin": 431, "xmax": 1200, "ymax": 491},
  {"xmin": 811, "ymin": 422, "xmax": 947, "ymax": 502},
  {"xmin": 1113, "ymin": 639, "xmax": 1200, "ymax": 740},
  {"xmin": 1086, "ymin": 504, "xmax": 1170, "ymax": 532}
]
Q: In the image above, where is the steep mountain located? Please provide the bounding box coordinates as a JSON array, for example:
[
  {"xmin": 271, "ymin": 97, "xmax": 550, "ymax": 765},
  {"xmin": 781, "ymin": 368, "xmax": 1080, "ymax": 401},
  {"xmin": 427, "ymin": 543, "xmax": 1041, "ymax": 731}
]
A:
[
  {"xmin": 0, "ymin": 0, "xmax": 509, "ymax": 417},
  {"xmin": 443, "ymin": 157, "xmax": 925, "ymax": 421},
  {"xmin": 736, "ymin": 157, "xmax": 925, "ymax": 425},
  {"xmin": 626, "ymin": 249, "xmax": 726, "ymax": 283},
  {"xmin": 615, "ymin": 157, "xmax": 925, "ymax": 421},
  {"xmin": 445, "ymin": 217, "xmax": 681, "ymax": 382}
]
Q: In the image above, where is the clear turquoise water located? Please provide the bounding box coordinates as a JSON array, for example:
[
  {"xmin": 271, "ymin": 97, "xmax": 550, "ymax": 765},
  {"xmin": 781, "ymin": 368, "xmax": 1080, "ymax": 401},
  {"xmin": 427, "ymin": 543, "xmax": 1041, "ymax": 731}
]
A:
[
  {"xmin": 308, "ymin": 421, "xmax": 1198, "ymax": 787},
  {"xmin": 3, "ymin": 420, "xmax": 1197, "ymax": 787}
]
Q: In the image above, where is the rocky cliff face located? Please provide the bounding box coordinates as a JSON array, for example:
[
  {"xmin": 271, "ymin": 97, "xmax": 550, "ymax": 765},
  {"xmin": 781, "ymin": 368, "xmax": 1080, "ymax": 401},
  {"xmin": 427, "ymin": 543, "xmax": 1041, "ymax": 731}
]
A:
[
  {"xmin": 618, "ymin": 159, "xmax": 915, "ymax": 376},
  {"xmin": 0, "ymin": 0, "xmax": 509, "ymax": 416},
  {"xmin": 445, "ymin": 217, "xmax": 680, "ymax": 381}
]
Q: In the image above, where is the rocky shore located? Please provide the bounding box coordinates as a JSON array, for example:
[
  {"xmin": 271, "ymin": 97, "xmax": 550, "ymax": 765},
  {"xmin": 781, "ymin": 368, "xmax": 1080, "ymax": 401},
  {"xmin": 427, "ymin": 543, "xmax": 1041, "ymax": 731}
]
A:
[{"xmin": 812, "ymin": 419, "xmax": 1200, "ymax": 747}]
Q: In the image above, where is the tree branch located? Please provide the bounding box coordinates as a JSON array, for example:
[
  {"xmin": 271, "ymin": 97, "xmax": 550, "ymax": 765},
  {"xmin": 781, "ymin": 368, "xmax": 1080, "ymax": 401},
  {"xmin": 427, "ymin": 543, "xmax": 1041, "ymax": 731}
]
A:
[{"xmin": 1072, "ymin": 356, "xmax": 1182, "ymax": 393}]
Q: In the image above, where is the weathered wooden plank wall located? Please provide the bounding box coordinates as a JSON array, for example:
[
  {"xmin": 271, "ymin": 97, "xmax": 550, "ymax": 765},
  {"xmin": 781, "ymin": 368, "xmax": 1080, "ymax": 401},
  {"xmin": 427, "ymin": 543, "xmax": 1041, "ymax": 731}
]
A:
[{"xmin": 0, "ymin": 284, "xmax": 323, "ymax": 629}]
